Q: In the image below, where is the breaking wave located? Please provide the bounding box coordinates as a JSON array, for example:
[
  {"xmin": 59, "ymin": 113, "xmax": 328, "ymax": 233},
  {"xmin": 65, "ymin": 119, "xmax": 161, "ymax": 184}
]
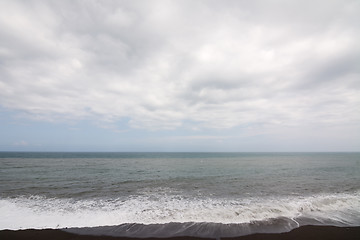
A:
[{"xmin": 1, "ymin": 191, "xmax": 359, "ymax": 238}]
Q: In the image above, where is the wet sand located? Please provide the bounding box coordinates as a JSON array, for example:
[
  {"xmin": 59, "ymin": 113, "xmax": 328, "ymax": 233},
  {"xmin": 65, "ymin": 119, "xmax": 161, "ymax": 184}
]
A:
[{"xmin": 1, "ymin": 225, "xmax": 359, "ymax": 240}]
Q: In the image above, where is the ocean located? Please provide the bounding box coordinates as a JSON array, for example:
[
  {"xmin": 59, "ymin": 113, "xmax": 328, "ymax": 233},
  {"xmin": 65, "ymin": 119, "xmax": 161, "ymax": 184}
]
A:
[{"xmin": 0, "ymin": 152, "xmax": 359, "ymax": 238}]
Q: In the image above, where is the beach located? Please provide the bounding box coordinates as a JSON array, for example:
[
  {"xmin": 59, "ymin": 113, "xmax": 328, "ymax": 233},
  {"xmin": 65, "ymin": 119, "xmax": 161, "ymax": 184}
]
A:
[
  {"xmin": 1, "ymin": 0, "xmax": 360, "ymax": 238},
  {"xmin": 1, "ymin": 152, "xmax": 359, "ymax": 239},
  {"xmin": 1, "ymin": 226, "xmax": 360, "ymax": 240}
]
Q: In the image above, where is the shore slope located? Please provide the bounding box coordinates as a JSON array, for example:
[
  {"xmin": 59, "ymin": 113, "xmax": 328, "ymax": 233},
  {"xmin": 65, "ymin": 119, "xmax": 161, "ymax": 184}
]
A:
[{"xmin": 1, "ymin": 225, "xmax": 360, "ymax": 240}]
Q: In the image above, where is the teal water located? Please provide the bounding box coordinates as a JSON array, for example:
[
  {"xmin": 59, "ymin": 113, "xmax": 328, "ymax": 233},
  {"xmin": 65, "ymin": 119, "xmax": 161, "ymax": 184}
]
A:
[{"xmin": 0, "ymin": 152, "xmax": 359, "ymax": 237}]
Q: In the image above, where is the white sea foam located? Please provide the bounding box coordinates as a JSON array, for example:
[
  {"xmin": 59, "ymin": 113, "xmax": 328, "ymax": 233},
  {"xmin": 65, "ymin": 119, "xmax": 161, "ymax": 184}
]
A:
[{"xmin": 0, "ymin": 192, "xmax": 359, "ymax": 230}]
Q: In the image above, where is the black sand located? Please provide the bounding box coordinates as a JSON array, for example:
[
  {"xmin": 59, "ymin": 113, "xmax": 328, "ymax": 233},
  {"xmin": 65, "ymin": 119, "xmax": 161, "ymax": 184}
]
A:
[{"xmin": 1, "ymin": 225, "xmax": 359, "ymax": 240}]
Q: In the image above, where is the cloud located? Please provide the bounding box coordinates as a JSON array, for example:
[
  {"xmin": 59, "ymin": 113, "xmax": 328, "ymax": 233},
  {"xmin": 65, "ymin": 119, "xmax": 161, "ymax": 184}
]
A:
[
  {"xmin": 0, "ymin": 0, "xmax": 359, "ymax": 132},
  {"xmin": 14, "ymin": 140, "xmax": 28, "ymax": 146}
]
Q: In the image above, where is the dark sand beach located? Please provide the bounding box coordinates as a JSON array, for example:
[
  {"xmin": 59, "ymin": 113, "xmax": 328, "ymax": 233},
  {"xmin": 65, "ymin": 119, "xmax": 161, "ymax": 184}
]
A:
[{"xmin": 1, "ymin": 226, "xmax": 359, "ymax": 240}]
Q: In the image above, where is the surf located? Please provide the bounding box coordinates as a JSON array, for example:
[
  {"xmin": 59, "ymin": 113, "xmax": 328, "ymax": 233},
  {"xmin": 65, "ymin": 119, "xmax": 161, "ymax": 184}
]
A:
[{"xmin": 1, "ymin": 191, "xmax": 359, "ymax": 236}]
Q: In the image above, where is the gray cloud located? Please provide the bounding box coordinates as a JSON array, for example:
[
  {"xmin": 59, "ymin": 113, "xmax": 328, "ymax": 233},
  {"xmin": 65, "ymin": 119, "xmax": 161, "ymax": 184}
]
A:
[{"xmin": 0, "ymin": 0, "xmax": 359, "ymax": 132}]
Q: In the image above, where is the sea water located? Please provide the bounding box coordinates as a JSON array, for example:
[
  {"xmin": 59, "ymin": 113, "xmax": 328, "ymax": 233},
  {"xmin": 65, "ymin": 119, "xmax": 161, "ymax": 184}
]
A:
[{"xmin": 0, "ymin": 152, "xmax": 359, "ymax": 238}]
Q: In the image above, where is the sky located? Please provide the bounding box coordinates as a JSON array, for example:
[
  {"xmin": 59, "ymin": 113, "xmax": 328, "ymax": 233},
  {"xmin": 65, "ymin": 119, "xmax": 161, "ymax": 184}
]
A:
[{"xmin": 0, "ymin": 0, "xmax": 359, "ymax": 152}]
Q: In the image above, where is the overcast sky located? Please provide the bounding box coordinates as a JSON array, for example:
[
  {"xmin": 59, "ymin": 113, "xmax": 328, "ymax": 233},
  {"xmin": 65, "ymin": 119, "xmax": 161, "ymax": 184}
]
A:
[{"xmin": 0, "ymin": 0, "xmax": 359, "ymax": 151}]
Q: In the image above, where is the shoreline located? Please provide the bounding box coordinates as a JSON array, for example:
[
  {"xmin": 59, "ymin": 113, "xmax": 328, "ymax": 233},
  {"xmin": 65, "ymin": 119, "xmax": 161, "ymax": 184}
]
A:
[{"xmin": 1, "ymin": 225, "xmax": 360, "ymax": 240}]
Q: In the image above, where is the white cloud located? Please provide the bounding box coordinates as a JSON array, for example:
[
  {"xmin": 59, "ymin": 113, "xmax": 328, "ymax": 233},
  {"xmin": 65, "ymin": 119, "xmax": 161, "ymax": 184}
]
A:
[
  {"xmin": 0, "ymin": 0, "xmax": 359, "ymax": 134},
  {"xmin": 14, "ymin": 140, "xmax": 28, "ymax": 146}
]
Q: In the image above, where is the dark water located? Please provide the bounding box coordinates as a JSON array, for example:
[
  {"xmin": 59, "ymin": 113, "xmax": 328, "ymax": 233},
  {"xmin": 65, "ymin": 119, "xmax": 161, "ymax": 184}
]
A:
[{"xmin": 0, "ymin": 152, "xmax": 359, "ymax": 238}]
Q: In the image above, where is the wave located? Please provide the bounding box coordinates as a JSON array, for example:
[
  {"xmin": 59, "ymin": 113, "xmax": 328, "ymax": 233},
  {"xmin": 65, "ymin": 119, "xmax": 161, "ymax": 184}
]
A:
[
  {"xmin": 65, "ymin": 220, "xmax": 299, "ymax": 238},
  {"xmin": 1, "ymin": 191, "xmax": 359, "ymax": 237}
]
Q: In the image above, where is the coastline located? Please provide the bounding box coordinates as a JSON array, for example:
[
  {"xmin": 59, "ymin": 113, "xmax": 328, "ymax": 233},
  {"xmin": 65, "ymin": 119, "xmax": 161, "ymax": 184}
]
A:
[{"xmin": 1, "ymin": 225, "xmax": 360, "ymax": 240}]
